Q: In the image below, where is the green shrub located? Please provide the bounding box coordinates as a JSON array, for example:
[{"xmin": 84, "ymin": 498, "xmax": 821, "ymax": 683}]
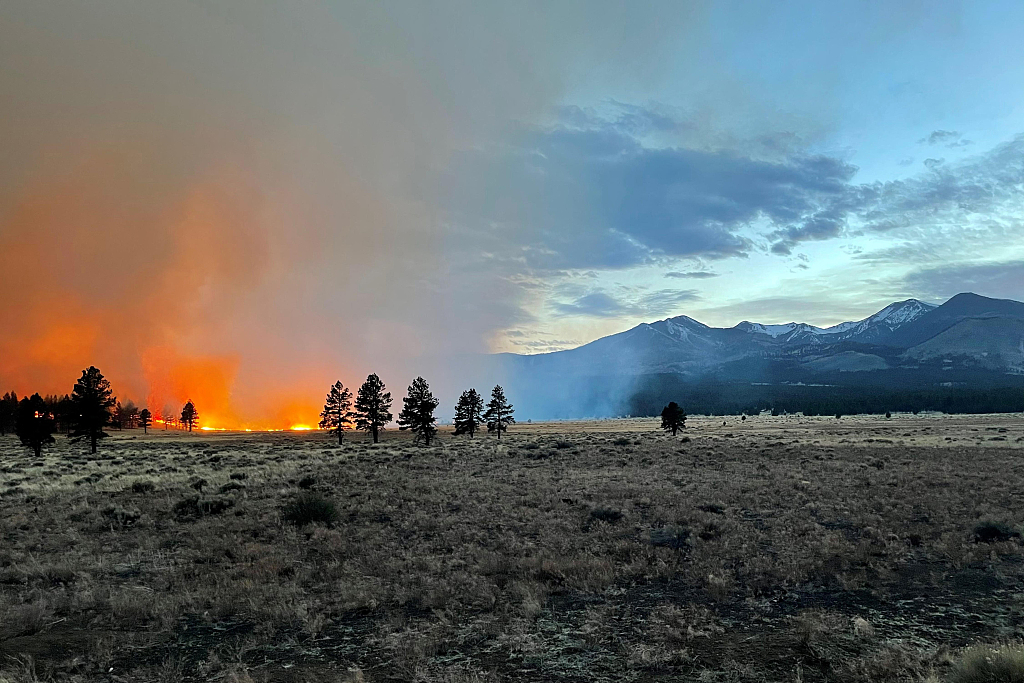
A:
[
  {"xmin": 613, "ymin": 437, "xmax": 630, "ymax": 447},
  {"xmin": 950, "ymin": 643, "xmax": 1024, "ymax": 683},
  {"xmin": 282, "ymin": 493, "xmax": 338, "ymax": 527},
  {"xmin": 554, "ymin": 440, "xmax": 573, "ymax": 449},
  {"xmin": 298, "ymin": 475, "xmax": 317, "ymax": 489},
  {"xmin": 131, "ymin": 481, "xmax": 156, "ymax": 494}
]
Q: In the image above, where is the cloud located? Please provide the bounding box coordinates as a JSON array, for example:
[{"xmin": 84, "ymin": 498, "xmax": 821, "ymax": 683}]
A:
[
  {"xmin": 695, "ymin": 295, "xmax": 881, "ymax": 328},
  {"xmin": 767, "ymin": 134, "xmax": 1024, "ymax": 253},
  {"xmin": 665, "ymin": 270, "xmax": 718, "ymax": 279},
  {"xmin": 903, "ymin": 260, "xmax": 1024, "ymax": 301},
  {"xmin": 447, "ymin": 111, "xmax": 1024, "ymax": 302},
  {"xmin": 444, "ymin": 107, "xmax": 858, "ymax": 270},
  {"xmin": 919, "ymin": 130, "xmax": 973, "ymax": 148},
  {"xmin": 769, "ymin": 212, "xmax": 845, "ymax": 255},
  {"xmin": 553, "ymin": 288, "xmax": 700, "ymax": 318},
  {"xmin": 554, "ymin": 292, "xmax": 628, "ymax": 317},
  {"xmin": 920, "ymin": 130, "xmax": 959, "ymax": 145}
]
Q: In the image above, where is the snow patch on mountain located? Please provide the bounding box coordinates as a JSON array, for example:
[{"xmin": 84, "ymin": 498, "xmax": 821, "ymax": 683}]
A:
[{"xmin": 736, "ymin": 299, "xmax": 936, "ymax": 342}]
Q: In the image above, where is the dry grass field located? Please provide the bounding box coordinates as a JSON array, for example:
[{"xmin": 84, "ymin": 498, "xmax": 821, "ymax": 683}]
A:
[{"xmin": 2, "ymin": 413, "xmax": 1024, "ymax": 682}]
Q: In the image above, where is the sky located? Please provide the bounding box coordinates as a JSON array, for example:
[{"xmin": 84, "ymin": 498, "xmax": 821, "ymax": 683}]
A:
[{"xmin": 2, "ymin": 1, "xmax": 1024, "ymax": 426}]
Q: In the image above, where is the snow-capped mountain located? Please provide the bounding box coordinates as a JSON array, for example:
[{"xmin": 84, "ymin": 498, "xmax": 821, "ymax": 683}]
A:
[
  {"xmin": 502, "ymin": 292, "xmax": 1024, "ymax": 380},
  {"xmin": 734, "ymin": 298, "xmax": 936, "ymax": 344},
  {"xmin": 495, "ymin": 292, "xmax": 1024, "ymax": 419}
]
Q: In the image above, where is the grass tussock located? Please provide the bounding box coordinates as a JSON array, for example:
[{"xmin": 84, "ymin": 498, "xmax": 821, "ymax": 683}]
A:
[
  {"xmin": 950, "ymin": 643, "xmax": 1024, "ymax": 683},
  {"xmin": 281, "ymin": 492, "xmax": 338, "ymax": 527}
]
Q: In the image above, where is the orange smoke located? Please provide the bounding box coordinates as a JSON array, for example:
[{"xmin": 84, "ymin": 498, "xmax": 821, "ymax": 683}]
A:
[
  {"xmin": 0, "ymin": 147, "xmax": 327, "ymax": 430},
  {"xmin": 141, "ymin": 347, "xmax": 240, "ymax": 429}
]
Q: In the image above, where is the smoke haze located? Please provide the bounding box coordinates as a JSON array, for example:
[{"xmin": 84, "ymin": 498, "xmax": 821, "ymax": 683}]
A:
[{"xmin": 0, "ymin": 2, "xmax": 697, "ymax": 426}]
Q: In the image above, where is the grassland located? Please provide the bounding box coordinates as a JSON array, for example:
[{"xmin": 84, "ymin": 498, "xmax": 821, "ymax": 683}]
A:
[{"xmin": 1, "ymin": 413, "xmax": 1024, "ymax": 682}]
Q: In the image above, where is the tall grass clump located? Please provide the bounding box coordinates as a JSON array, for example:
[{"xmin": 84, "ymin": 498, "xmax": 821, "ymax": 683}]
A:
[
  {"xmin": 282, "ymin": 492, "xmax": 339, "ymax": 527},
  {"xmin": 950, "ymin": 643, "xmax": 1024, "ymax": 683}
]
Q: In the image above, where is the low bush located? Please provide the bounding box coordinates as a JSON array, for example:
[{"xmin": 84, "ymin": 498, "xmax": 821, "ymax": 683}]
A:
[
  {"xmin": 650, "ymin": 525, "xmax": 690, "ymax": 549},
  {"xmin": 589, "ymin": 507, "xmax": 623, "ymax": 524},
  {"xmin": 174, "ymin": 496, "xmax": 234, "ymax": 519},
  {"xmin": 973, "ymin": 521, "xmax": 1021, "ymax": 544},
  {"xmin": 282, "ymin": 493, "xmax": 338, "ymax": 527},
  {"xmin": 950, "ymin": 643, "xmax": 1024, "ymax": 683}
]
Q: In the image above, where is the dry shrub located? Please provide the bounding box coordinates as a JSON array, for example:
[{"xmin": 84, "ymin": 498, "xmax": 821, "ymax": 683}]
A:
[
  {"xmin": 648, "ymin": 603, "xmax": 725, "ymax": 643},
  {"xmin": 950, "ymin": 643, "xmax": 1024, "ymax": 683},
  {"xmin": 281, "ymin": 492, "xmax": 338, "ymax": 527},
  {"xmin": 2, "ymin": 599, "xmax": 53, "ymax": 638},
  {"xmin": 794, "ymin": 609, "xmax": 848, "ymax": 648}
]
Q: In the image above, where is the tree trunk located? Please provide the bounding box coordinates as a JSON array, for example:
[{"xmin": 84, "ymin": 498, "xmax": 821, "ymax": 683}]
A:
[
  {"xmin": 338, "ymin": 429, "xmax": 343, "ymax": 445},
  {"xmin": 91, "ymin": 430, "xmax": 97, "ymax": 454},
  {"xmin": 372, "ymin": 425, "xmax": 379, "ymax": 443}
]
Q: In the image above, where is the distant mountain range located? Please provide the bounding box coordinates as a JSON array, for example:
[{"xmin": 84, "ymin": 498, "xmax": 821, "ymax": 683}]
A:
[{"xmin": 497, "ymin": 292, "xmax": 1024, "ymax": 418}]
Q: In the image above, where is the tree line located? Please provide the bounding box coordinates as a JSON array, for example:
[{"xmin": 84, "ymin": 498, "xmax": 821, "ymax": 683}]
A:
[
  {"xmin": 626, "ymin": 375, "xmax": 1024, "ymax": 418},
  {"xmin": 319, "ymin": 374, "xmax": 515, "ymax": 445},
  {"xmin": 0, "ymin": 366, "xmax": 204, "ymax": 456}
]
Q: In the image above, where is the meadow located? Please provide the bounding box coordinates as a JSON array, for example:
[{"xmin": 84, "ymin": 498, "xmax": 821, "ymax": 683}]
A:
[{"xmin": 1, "ymin": 413, "xmax": 1023, "ymax": 682}]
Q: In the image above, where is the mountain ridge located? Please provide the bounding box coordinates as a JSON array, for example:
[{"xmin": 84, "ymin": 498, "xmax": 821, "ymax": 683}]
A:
[{"xmin": 497, "ymin": 292, "xmax": 1024, "ymax": 417}]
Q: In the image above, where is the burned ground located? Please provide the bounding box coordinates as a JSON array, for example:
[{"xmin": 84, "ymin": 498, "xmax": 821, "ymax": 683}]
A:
[{"xmin": 1, "ymin": 414, "xmax": 1023, "ymax": 682}]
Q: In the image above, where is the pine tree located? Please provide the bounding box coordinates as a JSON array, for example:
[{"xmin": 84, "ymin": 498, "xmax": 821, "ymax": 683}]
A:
[
  {"xmin": 319, "ymin": 381, "xmax": 353, "ymax": 444},
  {"xmin": 123, "ymin": 400, "xmax": 139, "ymax": 429},
  {"xmin": 180, "ymin": 400, "xmax": 198, "ymax": 432},
  {"xmin": 139, "ymin": 408, "xmax": 152, "ymax": 434},
  {"xmin": 354, "ymin": 373, "xmax": 393, "ymax": 443},
  {"xmin": 15, "ymin": 394, "xmax": 55, "ymax": 457},
  {"xmin": 453, "ymin": 388, "xmax": 484, "ymax": 438},
  {"xmin": 113, "ymin": 401, "xmax": 125, "ymax": 430},
  {"xmin": 0, "ymin": 391, "xmax": 18, "ymax": 436},
  {"xmin": 483, "ymin": 385, "xmax": 515, "ymax": 439},
  {"xmin": 660, "ymin": 402, "xmax": 686, "ymax": 436},
  {"xmin": 70, "ymin": 366, "xmax": 115, "ymax": 454},
  {"xmin": 397, "ymin": 376, "xmax": 439, "ymax": 445}
]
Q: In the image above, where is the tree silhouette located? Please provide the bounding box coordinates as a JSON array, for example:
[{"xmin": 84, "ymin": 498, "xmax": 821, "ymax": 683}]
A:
[
  {"xmin": 70, "ymin": 366, "xmax": 115, "ymax": 454},
  {"xmin": 354, "ymin": 373, "xmax": 392, "ymax": 443},
  {"xmin": 16, "ymin": 394, "xmax": 55, "ymax": 457},
  {"xmin": 180, "ymin": 400, "xmax": 198, "ymax": 432},
  {"xmin": 0, "ymin": 391, "xmax": 17, "ymax": 436},
  {"xmin": 483, "ymin": 385, "xmax": 515, "ymax": 439},
  {"xmin": 139, "ymin": 408, "xmax": 152, "ymax": 434},
  {"xmin": 660, "ymin": 402, "xmax": 686, "ymax": 436},
  {"xmin": 43, "ymin": 394, "xmax": 72, "ymax": 434},
  {"xmin": 397, "ymin": 376, "xmax": 439, "ymax": 445},
  {"xmin": 453, "ymin": 388, "xmax": 484, "ymax": 438},
  {"xmin": 319, "ymin": 381, "xmax": 353, "ymax": 444}
]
